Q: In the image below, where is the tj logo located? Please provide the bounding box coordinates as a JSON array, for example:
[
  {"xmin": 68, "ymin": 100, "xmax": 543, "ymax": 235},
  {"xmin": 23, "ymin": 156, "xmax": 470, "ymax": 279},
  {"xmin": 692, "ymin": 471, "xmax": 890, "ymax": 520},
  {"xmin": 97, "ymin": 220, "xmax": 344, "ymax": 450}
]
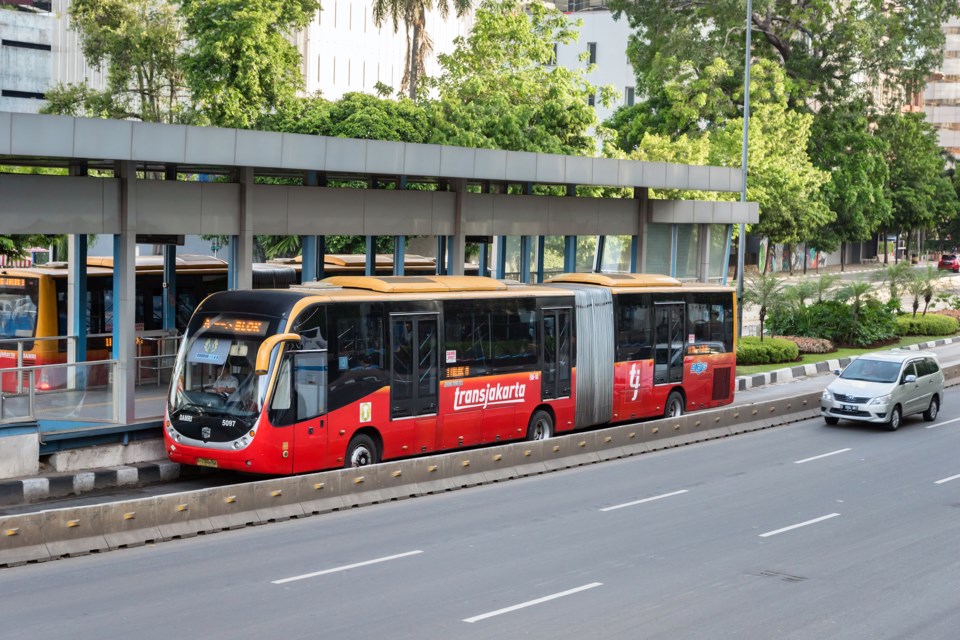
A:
[{"xmin": 628, "ymin": 363, "xmax": 642, "ymax": 401}]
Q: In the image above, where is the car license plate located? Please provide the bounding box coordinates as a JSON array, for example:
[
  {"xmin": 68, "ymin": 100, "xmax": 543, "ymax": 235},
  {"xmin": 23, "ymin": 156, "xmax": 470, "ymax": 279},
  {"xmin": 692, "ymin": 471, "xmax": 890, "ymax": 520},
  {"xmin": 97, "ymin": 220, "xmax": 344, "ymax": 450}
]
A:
[
  {"xmin": 841, "ymin": 404, "xmax": 857, "ymax": 411},
  {"xmin": 196, "ymin": 457, "xmax": 218, "ymax": 468}
]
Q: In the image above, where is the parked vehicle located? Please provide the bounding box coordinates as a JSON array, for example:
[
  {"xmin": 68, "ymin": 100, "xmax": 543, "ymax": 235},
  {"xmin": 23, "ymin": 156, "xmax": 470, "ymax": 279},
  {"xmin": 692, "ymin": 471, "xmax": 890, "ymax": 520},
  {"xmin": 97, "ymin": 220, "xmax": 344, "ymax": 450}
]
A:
[
  {"xmin": 821, "ymin": 350, "xmax": 944, "ymax": 431},
  {"xmin": 937, "ymin": 254, "xmax": 959, "ymax": 272}
]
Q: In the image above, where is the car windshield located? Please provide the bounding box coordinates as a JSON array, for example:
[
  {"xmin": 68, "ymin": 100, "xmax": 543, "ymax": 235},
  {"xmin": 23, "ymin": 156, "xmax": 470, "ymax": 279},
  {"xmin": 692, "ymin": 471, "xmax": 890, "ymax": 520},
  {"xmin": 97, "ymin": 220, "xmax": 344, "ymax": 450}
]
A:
[{"xmin": 840, "ymin": 358, "xmax": 901, "ymax": 383}]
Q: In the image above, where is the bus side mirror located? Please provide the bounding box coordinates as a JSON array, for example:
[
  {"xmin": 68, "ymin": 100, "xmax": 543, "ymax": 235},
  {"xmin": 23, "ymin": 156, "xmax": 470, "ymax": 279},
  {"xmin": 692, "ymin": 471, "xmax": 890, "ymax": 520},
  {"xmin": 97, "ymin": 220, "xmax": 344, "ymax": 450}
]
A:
[{"xmin": 255, "ymin": 333, "xmax": 301, "ymax": 375}]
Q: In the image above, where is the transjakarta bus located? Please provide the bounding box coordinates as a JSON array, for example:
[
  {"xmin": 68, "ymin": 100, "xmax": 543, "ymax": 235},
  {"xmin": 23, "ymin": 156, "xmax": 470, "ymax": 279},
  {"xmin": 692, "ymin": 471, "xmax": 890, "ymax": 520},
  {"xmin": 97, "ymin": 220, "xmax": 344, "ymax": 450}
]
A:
[{"xmin": 164, "ymin": 273, "xmax": 736, "ymax": 474}]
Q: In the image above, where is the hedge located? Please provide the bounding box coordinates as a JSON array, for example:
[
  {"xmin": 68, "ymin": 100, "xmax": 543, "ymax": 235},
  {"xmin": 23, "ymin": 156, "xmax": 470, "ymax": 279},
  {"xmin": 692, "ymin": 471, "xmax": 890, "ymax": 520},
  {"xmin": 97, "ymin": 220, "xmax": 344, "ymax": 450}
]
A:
[
  {"xmin": 896, "ymin": 314, "xmax": 959, "ymax": 336},
  {"xmin": 736, "ymin": 336, "xmax": 800, "ymax": 365}
]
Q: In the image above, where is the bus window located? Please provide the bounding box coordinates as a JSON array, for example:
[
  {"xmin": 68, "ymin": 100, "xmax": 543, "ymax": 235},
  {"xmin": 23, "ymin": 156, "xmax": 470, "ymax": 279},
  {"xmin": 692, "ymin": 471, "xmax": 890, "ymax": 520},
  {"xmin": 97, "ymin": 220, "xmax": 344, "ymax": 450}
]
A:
[
  {"xmin": 295, "ymin": 351, "xmax": 327, "ymax": 420},
  {"xmin": 328, "ymin": 303, "xmax": 387, "ymax": 412},
  {"xmin": 0, "ymin": 277, "xmax": 39, "ymax": 339},
  {"xmin": 443, "ymin": 300, "xmax": 492, "ymax": 377},
  {"xmin": 491, "ymin": 300, "xmax": 537, "ymax": 373},
  {"xmin": 292, "ymin": 304, "xmax": 327, "ymax": 351},
  {"xmin": 616, "ymin": 294, "xmax": 652, "ymax": 361},
  {"xmin": 687, "ymin": 292, "xmax": 734, "ymax": 354}
]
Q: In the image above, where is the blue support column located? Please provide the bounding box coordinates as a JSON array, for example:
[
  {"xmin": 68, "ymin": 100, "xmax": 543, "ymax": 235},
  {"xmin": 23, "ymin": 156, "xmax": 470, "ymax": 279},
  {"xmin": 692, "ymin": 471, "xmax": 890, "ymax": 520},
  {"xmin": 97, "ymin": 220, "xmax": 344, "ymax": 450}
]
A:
[
  {"xmin": 722, "ymin": 224, "xmax": 733, "ymax": 285},
  {"xmin": 563, "ymin": 236, "xmax": 577, "ymax": 273},
  {"xmin": 71, "ymin": 234, "xmax": 88, "ymax": 363},
  {"xmin": 536, "ymin": 236, "xmax": 545, "ymax": 283},
  {"xmin": 670, "ymin": 225, "xmax": 679, "ymax": 278},
  {"xmin": 520, "ymin": 236, "xmax": 532, "ymax": 283},
  {"xmin": 366, "ymin": 236, "xmax": 376, "ymax": 276},
  {"xmin": 435, "ymin": 236, "xmax": 447, "ymax": 275},
  {"xmin": 162, "ymin": 244, "xmax": 176, "ymax": 332},
  {"xmin": 593, "ymin": 235, "xmax": 606, "ymax": 273},
  {"xmin": 302, "ymin": 236, "xmax": 318, "ymax": 282},
  {"xmin": 630, "ymin": 235, "xmax": 640, "ymax": 273},
  {"xmin": 317, "ymin": 236, "xmax": 326, "ymax": 280},
  {"xmin": 394, "ymin": 236, "xmax": 406, "ymax": 275},
  {"xmin": 478, "ymin": 242, "xmax": 488, "ymax": 277},
  {"xmin": 228, "ymin": 237, "xmax": 239, "ymax": 290},
  {"xmin": 495, "ymin": 236, "xmax": 507, "ymax": 279}
]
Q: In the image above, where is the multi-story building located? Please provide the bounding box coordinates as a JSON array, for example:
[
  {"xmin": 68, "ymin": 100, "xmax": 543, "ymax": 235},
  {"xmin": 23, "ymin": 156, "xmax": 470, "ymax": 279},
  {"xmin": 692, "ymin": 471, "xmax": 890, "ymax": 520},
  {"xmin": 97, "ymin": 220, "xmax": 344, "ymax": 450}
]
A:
[
  {"xmin": 0, "ymin": 2, "xmax": 52, "ymax": 114},
  {"xmin": 922, "ymin": 17, "xmax": 960, "ymax": 155}
]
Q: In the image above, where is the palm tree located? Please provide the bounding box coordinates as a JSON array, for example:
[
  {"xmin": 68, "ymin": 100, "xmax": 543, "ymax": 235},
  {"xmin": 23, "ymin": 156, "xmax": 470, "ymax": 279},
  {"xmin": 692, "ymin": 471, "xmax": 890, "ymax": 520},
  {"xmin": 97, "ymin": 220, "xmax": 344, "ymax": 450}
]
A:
[
  {"xmin": 372, "ymin": 0, "xmax": 472, "ymax": 99},
  {"xmin": 917, "ymin": 265, "xmax": 941, "ymax": 315},
  {"xmin": 783, "ymin": 280, "xmax": 815, "ymax": 312},
  {"xmin": 813, "ymin": 273, "xmax": 840, "ymax": 303},
  {"xmin": 835, "ymin": 280, "xmax": 874, "ymax": 344},
  {"xmin": 872, "ymin": 261, "xmax": 912, "ymax": 307},
  {"xmin": 743, "ymin": 272, "xmax": 785, "ymax": 342}
]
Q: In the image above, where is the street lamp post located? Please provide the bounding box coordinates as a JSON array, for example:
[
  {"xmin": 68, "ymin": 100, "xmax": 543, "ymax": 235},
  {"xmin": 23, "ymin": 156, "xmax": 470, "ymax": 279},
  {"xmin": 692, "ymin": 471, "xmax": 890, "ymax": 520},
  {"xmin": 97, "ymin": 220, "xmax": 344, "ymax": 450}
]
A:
[{"xmin": 737, "ymin": 0, "xmax": 752, "ymax": 337}]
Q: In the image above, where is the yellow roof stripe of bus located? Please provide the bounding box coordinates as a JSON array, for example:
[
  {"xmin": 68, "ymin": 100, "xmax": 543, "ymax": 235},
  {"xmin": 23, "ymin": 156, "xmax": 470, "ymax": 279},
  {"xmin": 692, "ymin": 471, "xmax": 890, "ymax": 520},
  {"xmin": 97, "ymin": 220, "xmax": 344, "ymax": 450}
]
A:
[
  {"xmin": 320, "ymin": 275, "xmax": 508, "ymax": 293},
  {"xmin": 546, "ymin": 273, "xmax": 683, "ymax": 287}
]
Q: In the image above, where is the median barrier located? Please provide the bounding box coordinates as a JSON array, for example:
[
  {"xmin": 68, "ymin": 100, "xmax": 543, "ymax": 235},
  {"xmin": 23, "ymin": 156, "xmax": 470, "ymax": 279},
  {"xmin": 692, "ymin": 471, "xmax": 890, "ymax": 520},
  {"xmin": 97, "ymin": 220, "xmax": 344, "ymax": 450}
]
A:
[
  {"xmin": 155, "ymin": 490, "xmax": 213, "ymax": 540},
  {"xmin": 463, "ymin": 445, "xmax": 520, "ymax": 485},
  {"xmin": 253, "ymin": 476, "xmax": 305, "ymax": 523},
  {"xmin": 395, "ymin": 454, "xmax": 452, "ymax": 496},
  {"xmin": 297, "ymin": 471, "xmax": 346, "ymax": 515},
  {"xmin": 337, "ymin": 465, "xmax": 392, "ymax": 508},
  {"xmin": 543, "ymin": 433, "xmax": 601, "ymax": 471},
  {"xmin": 100, "ymin": 497, "xmax": 161, "ymax": 549},
  {"xmin": 593, "ymin": 423, "xmax": 643, "ymax": 462},
  {"xmin": 0, "ymin": 512, "xmax": 49, "ymax": 565},
  {"xmin": 42, "ymin": 504, "xmax": 108, "ymax": 559},
  {"xmin": 205, "ymin": 483, "xmax": 261, "ymax": 531},
  {"xmin": 511, "ymin": 439, "xmax": 549, "ymax": 477}
]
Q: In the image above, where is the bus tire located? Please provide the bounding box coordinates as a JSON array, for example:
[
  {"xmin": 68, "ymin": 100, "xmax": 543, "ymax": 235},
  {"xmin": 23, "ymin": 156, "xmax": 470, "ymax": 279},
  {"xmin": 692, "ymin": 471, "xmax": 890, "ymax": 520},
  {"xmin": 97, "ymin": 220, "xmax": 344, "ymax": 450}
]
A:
[
  {"xmin": 526, "ymin": 409, "xmax": 554, "ymax": 441},
  {"xmin": 664, "ymin": 391, "xmax": 684, "ymax": 418},
  {"xmin": 345, "ymin": 433, "xmax": 379, "ymax": 468}
]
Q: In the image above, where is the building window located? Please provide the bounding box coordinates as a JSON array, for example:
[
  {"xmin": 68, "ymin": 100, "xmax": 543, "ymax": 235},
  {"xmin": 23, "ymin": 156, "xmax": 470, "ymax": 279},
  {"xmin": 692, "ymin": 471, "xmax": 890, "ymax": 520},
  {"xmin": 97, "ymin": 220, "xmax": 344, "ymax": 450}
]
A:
[
  {"xmin": 625, "ymin": 86, "xmax": 635, "ymax": 106},
  {"xmin": 587, "ymin": 42, "xmax": 597, "ymax": 64},
  {"xmin": 588, "ymin": 93, "xmax": 595, "ymax": 107},
  {"xmin": 1, "ymin": 40, "xmax": 52, "ymax": 52},
  {"xmin": 1, "ymin": 90, "xmax": 46, "ymax": 100}
]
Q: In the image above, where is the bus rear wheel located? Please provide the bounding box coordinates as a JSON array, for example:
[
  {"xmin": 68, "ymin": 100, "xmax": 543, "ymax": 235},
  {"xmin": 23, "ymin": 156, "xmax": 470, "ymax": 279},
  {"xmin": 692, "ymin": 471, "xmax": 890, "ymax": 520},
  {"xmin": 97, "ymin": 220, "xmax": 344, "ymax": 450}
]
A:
[
  {"xmin": 345, "ymin": 433, "xmax": 379, "ymax": 468},
  {"xmin": 664, "ymin": 391, "xmax": 684, "ymax": 418},
  {"xmin": 527, "ymin": 410, "xmax": 554, "ymax": 441}
]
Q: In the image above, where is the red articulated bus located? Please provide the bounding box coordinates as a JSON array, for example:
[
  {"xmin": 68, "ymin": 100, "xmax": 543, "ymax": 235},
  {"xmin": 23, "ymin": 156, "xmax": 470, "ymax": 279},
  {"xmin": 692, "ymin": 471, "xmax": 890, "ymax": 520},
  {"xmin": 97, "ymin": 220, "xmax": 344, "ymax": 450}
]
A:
[{"xmin": 164, "ymin": 273, "xmax": 736, "ymax": 474}]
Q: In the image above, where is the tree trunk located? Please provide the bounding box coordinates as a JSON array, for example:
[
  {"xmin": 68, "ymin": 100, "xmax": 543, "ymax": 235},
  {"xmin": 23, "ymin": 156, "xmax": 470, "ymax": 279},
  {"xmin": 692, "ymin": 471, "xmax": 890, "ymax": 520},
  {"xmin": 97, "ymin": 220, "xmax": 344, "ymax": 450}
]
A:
[
  {"xmin": 803, "ymin": 242, "xmax": 808, "ymax": 275},
  {"xmin": 840, "ymin": 241, "xmax": 846, "ymax": 272},
  {"xmin": 883, "ymin": 230, "xmax": 888, "ymax": 265},
  {"xmin": 763, "ymin": 244, "xmax": 773, "ymax": 274},
  {"xmin": 408, "ymin": 21, "xmax": 421, "ymax": 99}
]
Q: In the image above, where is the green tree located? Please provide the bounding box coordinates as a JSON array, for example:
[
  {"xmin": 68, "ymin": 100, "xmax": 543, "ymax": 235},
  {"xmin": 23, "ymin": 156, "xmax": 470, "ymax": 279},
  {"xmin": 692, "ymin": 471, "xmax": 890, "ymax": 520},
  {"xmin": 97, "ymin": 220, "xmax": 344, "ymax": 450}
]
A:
[
  {"xmin": 806, "ymin": 101, "xmax": 891, "ymax": 270},
  {"xmin": 872, "ymin": 261, "xmax": 913, "ymax": 310},
  {"xmin": 372, "ymin": 0, "xmax": 473, "ymax": 100},
  {"xmin": 604, "ymin": 0, "xmax": 960, "ymax": 107},
  {"xmin": 834, "ymin": 280, "xmax": 874, "ymax": 345},
  {"xmin": 427, "ymin": 0, "xmax": 614, "ymax": 155},
  {"xmin": 875, "ymin": 112, "xmax": 955, "ymax": 260},
  {"xmin": 177, "ymin": 0, "xmax": 320, "ymax": 128},
  {"xmin": 43, "ymin": 0, "xmax": 188, "ymax": 122},
  {"xmin": 743, "ymin": 271, "xmax": 785, "ymax": 341}
]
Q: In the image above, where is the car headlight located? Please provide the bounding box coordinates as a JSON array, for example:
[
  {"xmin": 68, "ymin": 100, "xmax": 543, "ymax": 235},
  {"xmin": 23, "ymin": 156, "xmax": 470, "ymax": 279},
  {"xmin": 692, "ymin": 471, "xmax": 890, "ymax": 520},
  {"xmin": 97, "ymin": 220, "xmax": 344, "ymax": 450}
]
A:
[
  {"xmin": 821, "ymin": 389, "xmax": 833, "ymax": 401},
  {"xmin": 868, "ymin": 394, "xmax": 892, "ymax": 406}
]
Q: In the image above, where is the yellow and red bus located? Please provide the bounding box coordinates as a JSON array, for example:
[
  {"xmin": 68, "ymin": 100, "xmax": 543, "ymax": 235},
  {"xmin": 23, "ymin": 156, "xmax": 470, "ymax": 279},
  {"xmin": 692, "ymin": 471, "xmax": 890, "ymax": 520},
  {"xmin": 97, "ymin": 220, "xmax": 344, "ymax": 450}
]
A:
[{"xmin": 164, "ymin": 273, "xmax": 736, "ymax": 474}]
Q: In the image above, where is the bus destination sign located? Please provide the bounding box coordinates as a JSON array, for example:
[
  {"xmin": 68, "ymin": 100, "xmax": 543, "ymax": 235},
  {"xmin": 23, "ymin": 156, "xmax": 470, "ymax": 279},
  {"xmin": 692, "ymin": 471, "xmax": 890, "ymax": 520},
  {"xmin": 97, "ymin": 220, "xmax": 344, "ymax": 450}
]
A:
[
  {"xmin": 201, "ymin": 317, "xmax": 268, "ymax": 336},
  {"xmin": 0, "ymin": 277, "xmax": 27, "ymax": 288}
]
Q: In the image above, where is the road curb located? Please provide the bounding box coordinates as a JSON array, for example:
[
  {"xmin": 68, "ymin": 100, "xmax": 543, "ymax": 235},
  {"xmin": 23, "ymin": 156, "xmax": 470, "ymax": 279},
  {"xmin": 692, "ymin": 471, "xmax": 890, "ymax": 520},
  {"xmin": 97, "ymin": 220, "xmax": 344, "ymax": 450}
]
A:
[{"xmin": 0, "ymin": 461, "xmax": 180, "ymax": 508}]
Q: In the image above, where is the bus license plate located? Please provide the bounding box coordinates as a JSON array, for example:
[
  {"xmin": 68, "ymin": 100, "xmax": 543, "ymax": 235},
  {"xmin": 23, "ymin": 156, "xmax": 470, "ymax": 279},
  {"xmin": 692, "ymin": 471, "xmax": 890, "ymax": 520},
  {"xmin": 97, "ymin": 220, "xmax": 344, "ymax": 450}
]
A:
[{"xmin": 196, "ymin": 457, "xmax": 218, "ymax": 468}]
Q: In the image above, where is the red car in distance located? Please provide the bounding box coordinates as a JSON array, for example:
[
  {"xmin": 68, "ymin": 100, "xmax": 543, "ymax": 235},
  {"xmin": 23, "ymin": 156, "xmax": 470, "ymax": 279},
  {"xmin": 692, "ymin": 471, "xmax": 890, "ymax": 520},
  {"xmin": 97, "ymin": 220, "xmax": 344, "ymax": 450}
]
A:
[{"xmin": 938, "ymin": 254, "xmax": 960, "ymax": 272}]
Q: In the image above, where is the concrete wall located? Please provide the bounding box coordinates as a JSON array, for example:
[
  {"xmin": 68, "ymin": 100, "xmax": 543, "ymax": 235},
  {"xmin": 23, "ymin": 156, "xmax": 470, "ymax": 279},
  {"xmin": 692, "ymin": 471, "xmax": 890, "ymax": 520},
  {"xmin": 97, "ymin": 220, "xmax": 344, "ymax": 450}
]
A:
[{"xmin": 0, "ymin": 8, "xmax": 52, "ymax": 114}]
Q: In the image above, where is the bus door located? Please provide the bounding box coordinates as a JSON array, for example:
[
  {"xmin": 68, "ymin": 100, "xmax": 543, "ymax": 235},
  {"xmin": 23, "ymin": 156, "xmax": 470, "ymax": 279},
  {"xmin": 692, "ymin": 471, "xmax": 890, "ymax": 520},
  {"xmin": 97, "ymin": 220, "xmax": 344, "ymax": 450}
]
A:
[
  {"xmin": 654, "ymin": 302, "xmax": 685, "ymax": 385},
  {"xmin": 390, "ymin": 314, "xmax": 439, "ymax": 451},
  {"xmin": 541, "ymin": 308, "xmax": 572, "ymax": 401}
]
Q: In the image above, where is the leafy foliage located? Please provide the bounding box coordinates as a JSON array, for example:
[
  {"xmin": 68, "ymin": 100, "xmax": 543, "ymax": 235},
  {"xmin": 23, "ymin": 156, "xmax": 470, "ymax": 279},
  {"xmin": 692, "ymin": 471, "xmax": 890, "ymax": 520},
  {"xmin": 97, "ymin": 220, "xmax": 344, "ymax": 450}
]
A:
[
  {"xmin": 766, "ymin": 299, "xmax": 898, "ymax": 348},
  {"xmin": 736, "ymin": 336, "xmax": 799, "ymax": 365},
  {"xmin": 895, "ymin": 313, "xmax": 958, "ymax": 336}
]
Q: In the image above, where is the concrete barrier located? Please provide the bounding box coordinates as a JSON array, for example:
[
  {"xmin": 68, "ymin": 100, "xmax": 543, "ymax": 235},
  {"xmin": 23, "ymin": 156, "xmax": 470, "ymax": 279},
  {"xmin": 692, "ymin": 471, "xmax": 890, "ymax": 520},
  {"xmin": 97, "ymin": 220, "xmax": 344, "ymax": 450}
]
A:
[
  {"xmin": 42, "ymin": 505, "xmax": 108, "ymax": 559},
  {"xmin": 205, "ymin": 484, "xmax": 260, "ymax": 531},
  {"xmin": 100, "ymin": 497, "xmax": 161, "ymax": 549},
  {"xmin": 297, "ymin": 471, "xmax": 346, "ymax": 515},
  {"xmin": 155, "ymin": 490, "xmax": 214, "ymax": 540},
  {"xmin": 0, "ymin": 512, "xmax": 49, "ymax": 565},
  {"xmin": 253, "ymin": 476, "xmax": 304, "ymax": 523}
]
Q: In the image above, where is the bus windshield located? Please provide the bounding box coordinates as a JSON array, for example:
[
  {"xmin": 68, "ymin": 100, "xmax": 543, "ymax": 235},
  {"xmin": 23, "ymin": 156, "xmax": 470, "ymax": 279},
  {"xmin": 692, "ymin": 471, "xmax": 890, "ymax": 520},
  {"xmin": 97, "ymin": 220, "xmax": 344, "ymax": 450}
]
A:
[
  {"xmin": 168, "ymin": 313, "xmax": 280, "ymax": 422},
  {"xmin": 0, "ymin": 277, "xmax": 39, "ymax": 339}
]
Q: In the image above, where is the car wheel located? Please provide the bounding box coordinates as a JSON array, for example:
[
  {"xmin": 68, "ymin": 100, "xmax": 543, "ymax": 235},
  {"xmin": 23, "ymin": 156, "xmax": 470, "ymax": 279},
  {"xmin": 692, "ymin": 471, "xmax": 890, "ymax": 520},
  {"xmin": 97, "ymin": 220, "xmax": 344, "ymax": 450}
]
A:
[
  {"xmin": 923, "ymin": 396, "xmax": 939, "ymax": 422},
  {"xmin": 886, "ymin": 405, "xmax": 902, "ymax": 432},
  {"xmin": 824, "ymin": 416, "xmax": 840, "ymax": 425}
]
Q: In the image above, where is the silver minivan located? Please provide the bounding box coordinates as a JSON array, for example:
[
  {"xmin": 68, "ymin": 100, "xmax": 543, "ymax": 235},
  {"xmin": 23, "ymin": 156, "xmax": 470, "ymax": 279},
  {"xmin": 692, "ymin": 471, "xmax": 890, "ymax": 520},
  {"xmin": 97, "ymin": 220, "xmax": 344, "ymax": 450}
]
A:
[{"xmin": 820, "ymin": 350, "xmax": 944, "ymax": 431}]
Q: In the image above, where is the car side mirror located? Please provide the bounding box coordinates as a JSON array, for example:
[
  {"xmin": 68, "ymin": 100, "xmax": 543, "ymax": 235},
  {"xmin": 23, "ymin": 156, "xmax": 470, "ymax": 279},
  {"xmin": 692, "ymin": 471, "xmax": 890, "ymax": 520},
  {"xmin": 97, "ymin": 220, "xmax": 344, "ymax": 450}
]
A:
[
  {"xmin": 904, "ymin": 374, "xmax": 917, "ymax": 384},
  {"xmin": 833, "ymin": 369, "xmax": 841, "ymax": 375}
]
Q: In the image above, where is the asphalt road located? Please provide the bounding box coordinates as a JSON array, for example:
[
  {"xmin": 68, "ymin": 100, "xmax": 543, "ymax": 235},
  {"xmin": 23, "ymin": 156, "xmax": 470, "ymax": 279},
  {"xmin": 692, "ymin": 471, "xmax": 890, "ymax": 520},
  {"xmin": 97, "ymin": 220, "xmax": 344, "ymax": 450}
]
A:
[{"xmin": 2, "ymin": 386, "xmax": 958, "ymax": 639}]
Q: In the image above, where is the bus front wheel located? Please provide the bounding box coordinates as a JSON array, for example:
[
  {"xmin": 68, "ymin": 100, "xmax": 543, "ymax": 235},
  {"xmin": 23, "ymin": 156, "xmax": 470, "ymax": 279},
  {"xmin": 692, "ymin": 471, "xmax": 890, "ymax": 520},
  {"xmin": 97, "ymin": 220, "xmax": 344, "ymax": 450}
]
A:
[
  {"xmin": 527, "ymin": 409, "xmax": 554, "ymax": 441},
  {"xmin": 345, "ymin": 433, "xmax": 379, "ymax": 468}
]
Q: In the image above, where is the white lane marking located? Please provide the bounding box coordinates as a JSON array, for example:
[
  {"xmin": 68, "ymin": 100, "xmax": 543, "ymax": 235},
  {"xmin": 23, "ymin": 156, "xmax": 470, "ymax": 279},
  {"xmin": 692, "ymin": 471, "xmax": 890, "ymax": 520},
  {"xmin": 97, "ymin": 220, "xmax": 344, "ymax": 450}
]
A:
[
  {"xmin": 600, "ymin": 489, "xmax": 689, "ymax": 512},
  {"xmin": 794, "ymin": 448, "xmax": 851, "ymax": 464},
  {"xmin": 935, "ymin": 473, "xmax": 960, "ymax": 485},
  {"xmin": 463, "ymin": 582, "xmax": 603, "ymax": 623},
  {"xmin": 926, "ymin": 416, "xmax": 960, "ymax": 430},
  {"xmin": 272, "ymin": 550, "xmax": 423, "ymax": 584},
  {"xmin": 759, "ymin": 513, "xmax": 841, "ymax": 538}
]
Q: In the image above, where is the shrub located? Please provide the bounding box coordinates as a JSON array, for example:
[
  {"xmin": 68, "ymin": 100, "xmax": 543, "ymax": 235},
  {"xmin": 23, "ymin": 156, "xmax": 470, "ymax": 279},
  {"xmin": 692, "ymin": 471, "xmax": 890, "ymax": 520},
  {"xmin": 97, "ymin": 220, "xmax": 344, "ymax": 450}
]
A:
[
  {"xmin": 766, "ymin": 299, "xmax": 897, "ymax": 347},
  {"xmin": 737, "ymin": 336, "xmax": 799, "ymax": 365},
  {"xmin": 896, "ymin": 313, "xmax": 959, "ymax": 336},
  {"xmin": 776, "ymin": 335, "xmax": 834, "ymax": 354}
]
